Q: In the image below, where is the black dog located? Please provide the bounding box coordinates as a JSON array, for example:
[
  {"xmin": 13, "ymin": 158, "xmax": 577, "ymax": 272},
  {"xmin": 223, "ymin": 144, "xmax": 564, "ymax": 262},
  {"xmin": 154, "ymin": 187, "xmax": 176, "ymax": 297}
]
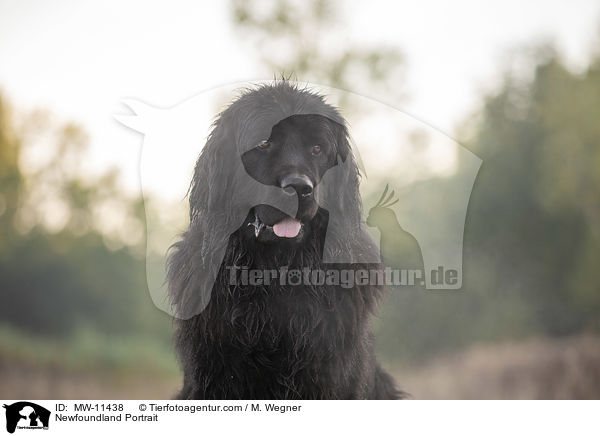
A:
[{"xmin": 168, "ymin": 82, "xmax": 402, "ymax": 399}]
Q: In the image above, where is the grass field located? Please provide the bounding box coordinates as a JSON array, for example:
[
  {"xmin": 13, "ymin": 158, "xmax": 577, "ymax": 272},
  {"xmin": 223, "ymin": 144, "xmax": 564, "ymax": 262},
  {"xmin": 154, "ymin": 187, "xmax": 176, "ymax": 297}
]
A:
[
  {"xmin": 392, "ymin": 334, "xmax": 600, "ymax": 399},
  {"xmin": 1, "ymin": 332, "xmax": 599, "ymax": 399}
]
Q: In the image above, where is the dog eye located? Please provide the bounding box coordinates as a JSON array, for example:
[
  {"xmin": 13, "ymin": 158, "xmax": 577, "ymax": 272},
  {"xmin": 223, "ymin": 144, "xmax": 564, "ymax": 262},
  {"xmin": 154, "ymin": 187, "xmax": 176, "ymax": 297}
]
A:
[
  {"xmin": 257, "ymin": 140, "xmax": 270, "ymax": 149},
  {"xmin": 312, "ymin": 145, "xmax": 321, "ymax": 155}
]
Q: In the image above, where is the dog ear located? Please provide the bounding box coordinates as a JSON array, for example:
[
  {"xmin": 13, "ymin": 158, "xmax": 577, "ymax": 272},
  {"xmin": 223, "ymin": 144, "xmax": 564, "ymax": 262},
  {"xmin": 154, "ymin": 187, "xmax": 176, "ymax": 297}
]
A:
[
  {"xmin": 323, "ymin": 116, "xmax": 350, "ymax": 164},
  {"xmin": 189, "ymin": 111, "xmax": 235, "ymax": 221},
  {"xmin": 315, "ymin": 114, "xmax": 382, "ymax": 262},
  {"xmin": 169, "ymin": 111, "xmax": 237, "ymax": 318}
]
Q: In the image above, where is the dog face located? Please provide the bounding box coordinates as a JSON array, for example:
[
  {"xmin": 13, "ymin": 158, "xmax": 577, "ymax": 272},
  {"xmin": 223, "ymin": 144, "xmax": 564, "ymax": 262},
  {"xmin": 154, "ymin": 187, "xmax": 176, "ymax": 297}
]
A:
[
  {"xmin": 241, "ymin": 114, "xmax": 346, "ymax": 243},
  {"xmin": 169, "ymin": 83, "xmax": 372, "ymax": 319}
]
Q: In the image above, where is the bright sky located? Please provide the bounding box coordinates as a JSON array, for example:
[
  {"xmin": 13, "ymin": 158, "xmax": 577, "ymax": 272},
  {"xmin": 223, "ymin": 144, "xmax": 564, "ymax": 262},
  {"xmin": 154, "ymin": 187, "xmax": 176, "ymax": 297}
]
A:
[{"xmin": 0, "ymin": 0, "xmax": 598, "ymax": 198}]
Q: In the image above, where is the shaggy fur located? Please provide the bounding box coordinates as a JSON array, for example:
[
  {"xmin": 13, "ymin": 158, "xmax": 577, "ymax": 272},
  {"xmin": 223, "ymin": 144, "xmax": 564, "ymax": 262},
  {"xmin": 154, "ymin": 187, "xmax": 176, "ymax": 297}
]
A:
[{"xmin": 168, "ymin": 82, "xmax": 401, "ymax": 399}]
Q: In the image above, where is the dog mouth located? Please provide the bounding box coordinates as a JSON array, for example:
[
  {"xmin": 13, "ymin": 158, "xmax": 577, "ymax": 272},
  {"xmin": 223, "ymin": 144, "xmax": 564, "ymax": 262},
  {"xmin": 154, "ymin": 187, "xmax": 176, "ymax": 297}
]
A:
[{"xmin": 248, "ymin": 209, "xmax": 304, "ymax": 240}]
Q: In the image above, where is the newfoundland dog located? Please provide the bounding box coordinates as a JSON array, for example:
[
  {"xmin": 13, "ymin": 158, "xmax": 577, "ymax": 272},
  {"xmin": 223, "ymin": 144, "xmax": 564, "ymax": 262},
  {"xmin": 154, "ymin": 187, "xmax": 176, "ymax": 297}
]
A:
[{"xmin": 168, "ymin": 82, "xmax": 402, "ymax": 399}]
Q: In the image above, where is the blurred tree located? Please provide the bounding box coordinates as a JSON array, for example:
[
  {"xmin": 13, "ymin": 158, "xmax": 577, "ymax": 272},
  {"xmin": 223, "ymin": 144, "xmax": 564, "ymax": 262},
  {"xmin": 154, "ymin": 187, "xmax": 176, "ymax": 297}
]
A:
[
  {"xmin": 371, "ymin": 51, "xmax": 600, "ymax": 363},
  {"xmin": 231, "ymin": 0, "xmax": 405, "ymax": 105},
  {"xmin": 0, "ymin": 94, "xmax": 22, "ymax": 251},
  {"xmin": 0, "ymin": 93, "xmax": 172, "ymax": 343},
  {"xmin": 462, "ymin": 52, "xmax": 600, "ymax": 335}
]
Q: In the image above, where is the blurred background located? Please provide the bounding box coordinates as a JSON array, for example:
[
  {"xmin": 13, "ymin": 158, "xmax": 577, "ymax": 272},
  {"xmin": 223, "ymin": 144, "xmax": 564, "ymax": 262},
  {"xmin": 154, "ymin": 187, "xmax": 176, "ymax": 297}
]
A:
[{"xmin": 1, "ymin": 0, "xmax": 600, "ymax": 399}]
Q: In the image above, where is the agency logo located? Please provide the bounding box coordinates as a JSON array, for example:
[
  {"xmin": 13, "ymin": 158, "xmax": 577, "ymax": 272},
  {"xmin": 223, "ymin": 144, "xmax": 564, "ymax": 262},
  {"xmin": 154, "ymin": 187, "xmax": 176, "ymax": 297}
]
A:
[
  {"xmin": 3, "ymin": 402, "xmax": 50, "ymax": 434},
  {"xmin": 115, "ymin": 80, "xmax": 482, "ymax": 318}
]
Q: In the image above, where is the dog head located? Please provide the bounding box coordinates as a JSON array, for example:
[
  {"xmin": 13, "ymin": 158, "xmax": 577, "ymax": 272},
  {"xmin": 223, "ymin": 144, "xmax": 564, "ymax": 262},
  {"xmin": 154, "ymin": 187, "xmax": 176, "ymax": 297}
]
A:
[
  {"xmin": 188, "ymin": 82, "xmax": 359, "ymax": 246},
  {"xmin": 168, "ymin": 82, "xmax": 377, "ymax": 318}
]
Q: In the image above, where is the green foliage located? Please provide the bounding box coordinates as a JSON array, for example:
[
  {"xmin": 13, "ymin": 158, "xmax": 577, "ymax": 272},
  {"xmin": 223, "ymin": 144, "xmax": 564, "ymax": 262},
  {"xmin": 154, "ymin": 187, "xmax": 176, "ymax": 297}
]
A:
[
  {"xmin": 465, "ymin": 54, "xmax": 600, "ymax": 332},
  {"xmin": 0, "ymin": 324, "xmax": 177, "ymax": 375},
  {"xmin": 0, "ymin": 95, "xmax": 22, "ymax": 248},
  {"xmin": 374, "ymin": 52, "xmax": 600, "ymax": 363},
  {"xmin": 0, "ymin": 94, "xmax": 174, "ymax": 370}
]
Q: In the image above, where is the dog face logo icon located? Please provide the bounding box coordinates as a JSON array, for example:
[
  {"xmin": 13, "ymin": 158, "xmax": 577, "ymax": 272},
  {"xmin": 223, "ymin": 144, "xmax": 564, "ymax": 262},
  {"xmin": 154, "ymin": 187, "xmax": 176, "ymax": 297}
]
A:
[{"xmin": 3, "ymin": 402, "xmax": 50, "ymax": 433}]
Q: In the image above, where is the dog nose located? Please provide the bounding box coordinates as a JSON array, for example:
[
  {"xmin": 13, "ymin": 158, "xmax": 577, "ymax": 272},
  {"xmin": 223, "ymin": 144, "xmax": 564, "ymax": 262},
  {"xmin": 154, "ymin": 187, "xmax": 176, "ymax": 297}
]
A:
[{"xmin": 280, "ymin": 174, "xmax": 314, "ymax": 197}]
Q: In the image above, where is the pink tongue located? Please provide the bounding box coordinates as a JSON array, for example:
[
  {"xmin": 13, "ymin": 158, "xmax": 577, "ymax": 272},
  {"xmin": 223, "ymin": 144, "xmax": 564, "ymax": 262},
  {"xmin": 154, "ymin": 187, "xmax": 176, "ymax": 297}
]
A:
[{"xmin": 273, "ymin": 217, "xmax": 301, "ymax": 238}]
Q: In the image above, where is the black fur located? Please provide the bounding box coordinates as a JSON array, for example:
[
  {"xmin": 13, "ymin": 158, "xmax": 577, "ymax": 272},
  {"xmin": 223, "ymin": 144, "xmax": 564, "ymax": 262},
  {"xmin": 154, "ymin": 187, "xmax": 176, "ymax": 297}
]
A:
[{"xmin": 168, "ymin": 82, "xmax": 402, "ymax": 399}]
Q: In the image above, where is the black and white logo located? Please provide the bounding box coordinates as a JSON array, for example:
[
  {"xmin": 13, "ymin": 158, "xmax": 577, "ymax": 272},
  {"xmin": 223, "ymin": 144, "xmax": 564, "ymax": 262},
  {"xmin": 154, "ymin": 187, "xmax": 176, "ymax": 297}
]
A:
[{"xmin": 3, "ymin": 402, "xmax": 50, "ymax": 434}]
